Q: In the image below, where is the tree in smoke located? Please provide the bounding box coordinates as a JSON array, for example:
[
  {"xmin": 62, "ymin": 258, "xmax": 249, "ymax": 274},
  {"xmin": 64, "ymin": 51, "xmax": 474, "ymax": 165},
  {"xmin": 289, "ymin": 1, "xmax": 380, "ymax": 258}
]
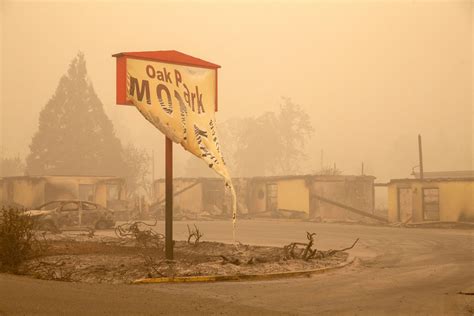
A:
[
  {"xmin": 122, "ymin": 144, "xmax": 153, "ymax": 199},
  {"xmin": 276, "ymin": 97, "xmax": 314, "ymax": 174},
  {"xmin": 220, "ymin": 97, "xmax": 314, "ymax": 177},
  {"xmin": 232, "ymin": 112, "xmax": 281, "ymax": 176},
  {"xmin": 26, "ymin": 52, "xmax": 126, "ymax": 176}
]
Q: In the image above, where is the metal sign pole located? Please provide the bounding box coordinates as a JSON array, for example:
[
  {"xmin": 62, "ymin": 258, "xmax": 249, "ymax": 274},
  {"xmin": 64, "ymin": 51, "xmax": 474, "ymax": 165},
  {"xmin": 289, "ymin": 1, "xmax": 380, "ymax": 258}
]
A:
[{"xmin": 165, "ymin": 136, "xmax": 173, "ymax": 260}]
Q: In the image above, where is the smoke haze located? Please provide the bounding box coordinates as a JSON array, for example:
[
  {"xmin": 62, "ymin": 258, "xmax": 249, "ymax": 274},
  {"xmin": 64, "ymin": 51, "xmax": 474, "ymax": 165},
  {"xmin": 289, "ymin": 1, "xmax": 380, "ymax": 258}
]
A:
[{"xmin": 1, "ymin": 0, "xmax": 472, "ymax": 181}]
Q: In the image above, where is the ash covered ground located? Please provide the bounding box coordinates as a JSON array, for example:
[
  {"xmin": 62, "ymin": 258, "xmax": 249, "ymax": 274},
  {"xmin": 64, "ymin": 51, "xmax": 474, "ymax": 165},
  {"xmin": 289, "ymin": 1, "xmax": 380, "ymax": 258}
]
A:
[{"xmin": 19, "ymin": 226, "xmax": 350, "ymax": 284}]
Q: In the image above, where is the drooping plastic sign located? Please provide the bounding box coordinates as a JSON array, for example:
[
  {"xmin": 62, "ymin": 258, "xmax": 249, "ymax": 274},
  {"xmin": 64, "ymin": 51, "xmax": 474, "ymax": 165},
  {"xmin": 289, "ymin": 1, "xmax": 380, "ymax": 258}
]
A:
[{"xmin": 113, "ymin": 50, "xmax": 236, "ymax": 234}]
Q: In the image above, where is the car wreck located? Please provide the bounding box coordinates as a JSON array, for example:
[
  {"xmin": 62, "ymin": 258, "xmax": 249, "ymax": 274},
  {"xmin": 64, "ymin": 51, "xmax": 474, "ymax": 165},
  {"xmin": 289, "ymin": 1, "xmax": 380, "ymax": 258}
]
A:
[{"xmin": 26, "ymin": 200, "xmax": 115, "ymax": 232}]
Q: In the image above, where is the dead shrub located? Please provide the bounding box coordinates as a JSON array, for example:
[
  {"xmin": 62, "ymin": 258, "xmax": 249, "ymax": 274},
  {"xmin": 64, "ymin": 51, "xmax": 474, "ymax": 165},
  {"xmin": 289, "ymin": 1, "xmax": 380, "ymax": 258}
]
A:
[
  {"xmin": 283, "ymin": 232, "xmax": 319, "ymax": 261},
  {"xmin": 187, "ymin": 224, "xmax": 203, "ymax": 245},
  {"xmin": 283, "ymin": 232, "xmax": 359, "ymax": 261},
  {"xmin": 0, "ymin": 208, "xmax": 45, "ymax": 272}
]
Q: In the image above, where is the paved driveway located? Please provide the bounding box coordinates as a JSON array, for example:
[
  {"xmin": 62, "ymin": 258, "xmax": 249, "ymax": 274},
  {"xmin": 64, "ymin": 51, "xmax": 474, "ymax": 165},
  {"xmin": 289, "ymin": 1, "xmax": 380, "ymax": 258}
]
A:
[{"xmin": 1, "ymin": 220, "xmax": 473, "ymax": 315}]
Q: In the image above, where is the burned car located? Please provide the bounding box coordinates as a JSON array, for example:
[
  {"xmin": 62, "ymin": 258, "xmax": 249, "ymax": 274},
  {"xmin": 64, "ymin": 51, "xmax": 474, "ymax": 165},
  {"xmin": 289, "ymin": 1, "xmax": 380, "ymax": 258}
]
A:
[{"xmin": 27, "ymin": 200, "xmax": 115, "ymax": 231}]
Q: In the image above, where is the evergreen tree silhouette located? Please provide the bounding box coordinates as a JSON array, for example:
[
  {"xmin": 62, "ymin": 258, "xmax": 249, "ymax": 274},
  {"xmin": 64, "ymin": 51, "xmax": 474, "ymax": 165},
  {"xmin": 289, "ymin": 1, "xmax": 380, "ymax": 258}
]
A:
[{"xmin": 26, "ymin": 52, "xmax": 125, "ymax": 176}]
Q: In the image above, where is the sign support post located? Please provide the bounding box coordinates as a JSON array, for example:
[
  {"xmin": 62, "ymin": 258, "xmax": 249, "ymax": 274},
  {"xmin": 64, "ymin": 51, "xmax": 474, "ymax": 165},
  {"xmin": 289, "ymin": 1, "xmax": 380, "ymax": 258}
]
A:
[
  {"xmin": 113, "ymin": 50, "xmax": 225, "ymax": 259},
  {"xmin": 165, "ymin": 136, "xmax": 173, "ymax": 260}
]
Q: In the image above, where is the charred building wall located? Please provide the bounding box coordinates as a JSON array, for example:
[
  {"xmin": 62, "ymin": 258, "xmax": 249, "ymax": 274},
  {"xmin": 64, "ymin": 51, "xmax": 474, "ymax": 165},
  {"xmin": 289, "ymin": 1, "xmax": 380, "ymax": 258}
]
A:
[
  {"xmin": 0, "ymin": 176, "xmax": 126, "ymax": 209},
  {"xmin": 152, "ymin": 175, "xmax": 376, "ymax": 221},
  {"xmin": 387, "ymin": 178, "xmax": 474, "ymax": 223}
]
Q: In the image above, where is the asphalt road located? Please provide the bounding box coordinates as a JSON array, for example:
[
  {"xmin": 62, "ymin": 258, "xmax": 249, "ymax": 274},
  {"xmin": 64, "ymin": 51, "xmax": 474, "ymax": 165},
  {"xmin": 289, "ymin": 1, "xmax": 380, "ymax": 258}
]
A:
[{"xmin": 1, "ymin": 220, "xmax": 473, "ymax": 315}]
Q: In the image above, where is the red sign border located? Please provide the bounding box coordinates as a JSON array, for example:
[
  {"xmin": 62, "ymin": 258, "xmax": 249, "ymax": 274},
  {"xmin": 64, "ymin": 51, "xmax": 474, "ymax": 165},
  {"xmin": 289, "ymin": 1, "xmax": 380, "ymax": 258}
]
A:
[{"xmin": 113, "ymin": 51, "xmax": 220, "ymax": 112}]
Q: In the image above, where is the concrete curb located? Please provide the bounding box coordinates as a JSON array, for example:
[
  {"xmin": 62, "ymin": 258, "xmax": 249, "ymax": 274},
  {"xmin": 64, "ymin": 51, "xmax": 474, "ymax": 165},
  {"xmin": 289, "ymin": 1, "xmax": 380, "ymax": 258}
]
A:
[{"xmin": 133, "ymin": 255, "xmax": 356, "ymax": 284}]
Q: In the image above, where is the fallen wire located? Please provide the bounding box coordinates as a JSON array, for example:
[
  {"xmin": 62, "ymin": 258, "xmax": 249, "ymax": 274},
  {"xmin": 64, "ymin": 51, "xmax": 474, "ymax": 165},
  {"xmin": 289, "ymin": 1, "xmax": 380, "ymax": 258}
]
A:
[
  {"xmin": 115, "ymin": 218, "xmax": 158, "ymax": 238},
  {"xmin": 114, "ymin": 219, "xmax": 164, "ymax": 249}
]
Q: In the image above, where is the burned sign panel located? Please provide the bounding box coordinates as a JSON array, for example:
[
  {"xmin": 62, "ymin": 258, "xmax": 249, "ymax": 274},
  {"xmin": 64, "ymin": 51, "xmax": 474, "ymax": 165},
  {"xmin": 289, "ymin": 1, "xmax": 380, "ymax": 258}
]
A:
[{"xmin": 114, "ymin": 51, "xmax": 237, "ymax": 230}]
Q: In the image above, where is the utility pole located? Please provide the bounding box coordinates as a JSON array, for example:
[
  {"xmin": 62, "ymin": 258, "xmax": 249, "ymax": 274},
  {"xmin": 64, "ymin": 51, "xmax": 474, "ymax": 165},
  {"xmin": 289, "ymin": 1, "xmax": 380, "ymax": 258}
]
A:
[
  {"xmin": 361, "ymin": 162, "xmax": 364, "ymax": 175},
  {"xmin": 418, "ymin": 134, "xmax": 424, "ymax": 180}
]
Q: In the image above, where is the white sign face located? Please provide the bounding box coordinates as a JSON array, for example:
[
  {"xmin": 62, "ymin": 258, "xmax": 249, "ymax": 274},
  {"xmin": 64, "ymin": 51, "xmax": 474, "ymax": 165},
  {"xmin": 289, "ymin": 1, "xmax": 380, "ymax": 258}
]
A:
[{"xmin": 126, "ymin": 58, "xmax": 236, "ymax": 227}]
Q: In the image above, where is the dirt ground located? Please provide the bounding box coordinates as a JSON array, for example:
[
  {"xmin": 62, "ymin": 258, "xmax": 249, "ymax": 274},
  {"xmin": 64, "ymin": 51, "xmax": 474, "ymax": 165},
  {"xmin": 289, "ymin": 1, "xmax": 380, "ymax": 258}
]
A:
[{"xmin": 18, "ymin": 230, "xmax": 348, "ymax": 284}]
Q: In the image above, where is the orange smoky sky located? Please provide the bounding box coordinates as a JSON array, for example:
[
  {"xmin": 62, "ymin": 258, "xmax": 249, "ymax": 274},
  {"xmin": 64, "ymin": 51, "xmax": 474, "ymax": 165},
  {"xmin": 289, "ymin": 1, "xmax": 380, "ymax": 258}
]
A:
[{"xmin": 0, "ymin": 0, "xmax": 472, "ymax": 181}]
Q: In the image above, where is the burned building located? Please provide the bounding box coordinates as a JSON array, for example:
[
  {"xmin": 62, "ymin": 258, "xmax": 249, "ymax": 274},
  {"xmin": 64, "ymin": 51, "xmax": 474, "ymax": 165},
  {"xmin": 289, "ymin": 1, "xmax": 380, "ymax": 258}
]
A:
[
  {"xmin": 152, "ymin": 177, "xmax": 242, "ymax": 218},
  {"xmin": 387, "ymin": 171, "xmax": 474, "ymax": 223},
  {"xmin": 247, "ymin": 175, "xmax": 376, "ymax": 221},
  {"xmin": 152, "ymin": 175, "xmax": 377, "ymax": 222},
  {"xmin": 0, "ymin": 175, "xmax": 126, "ymax": 209}
]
